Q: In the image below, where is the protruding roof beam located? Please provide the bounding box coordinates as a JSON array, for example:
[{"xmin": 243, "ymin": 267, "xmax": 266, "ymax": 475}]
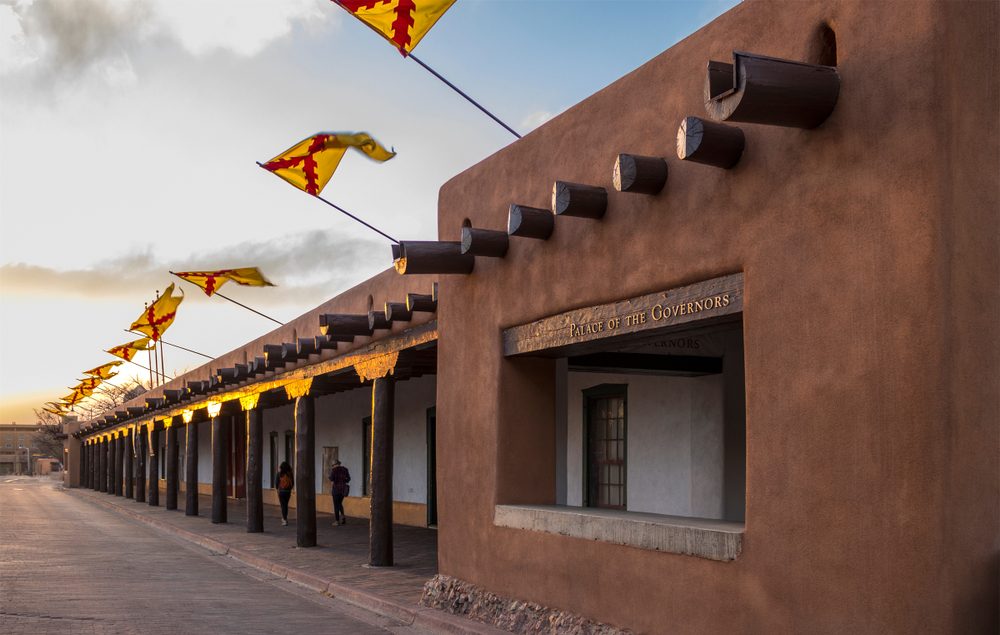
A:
[
  {"xmin": 613, "ymin": 154, "xmax": 667, "ymax": 195},
  {"xmin": 704, "ymin": 51, "xmax": 840, "ymax": 129},
  {"xmin": 552, "ymin": 181, "xmax": 607, "ymax": 219},
  {"xmin": 393, "ymin": 241, "xmax": 474, "ymax": 275},
  {"xmin": 461, "ymin": 227, "xmax": 509, "ymax": 257},
  {"xmin": 320, "ymin": 314, "xmax": 374, "ymax": 337},
  {"xmin": 507, "ymin": 204, "xmax": 554, "ymax": 240},
  {"xmin": 677, "ymin": 116, "xmax": 745, "ymax": 169}
]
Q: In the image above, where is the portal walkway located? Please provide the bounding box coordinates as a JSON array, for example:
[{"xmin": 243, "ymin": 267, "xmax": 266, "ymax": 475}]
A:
[{"xmin": 69, "ymin": 488, "xmax": 493, "ymax": 633}]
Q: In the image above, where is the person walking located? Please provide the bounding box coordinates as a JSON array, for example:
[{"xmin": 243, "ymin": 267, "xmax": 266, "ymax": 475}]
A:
[
  {"xmin": 275, "ymin": 461, "xmax": 294, "ymax": 526},
  {"xmin": 328, "ymin": 460, "xmax": 350, "ymax": 526}
]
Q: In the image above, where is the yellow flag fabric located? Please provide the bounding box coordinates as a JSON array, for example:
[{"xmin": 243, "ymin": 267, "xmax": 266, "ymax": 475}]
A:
[
  {"xmin": 173, "ymin": 267, "xmax": 275, "ymax": 297},
  {"xmin": 69, "ymin": 384, "xmax": 96, "ymax": 398},
  {"xmin": 130, "ymin": 284, "xmax": 183, "ymax": 341},
  {"xmin": 261, "ymin": 132, "xmax": 395, "ymax": 196},
  {"xmin": 107, "ymin": 337, "xmax": 155, "ymax": 362},
  {"xmin": 83, "ymin": 361, "xmax": 122, "ymax": 380},
  {"xmin": 45, "ymin": 401, "xmax": 68, "ymax": 413},
  {"xmin": 43, "ymin": 406, "xmax": 66, "ymax": 416},
  {"xmin": 73, "ymin": 377, "xmax": 102, "ymax": 391},
  {"xmin": 335, "ymin": 0, "xmax": 456, "ymax": 55},
  {"xmin": 61, "ymin": 391, "xmax": 85, "ymax": 406}
]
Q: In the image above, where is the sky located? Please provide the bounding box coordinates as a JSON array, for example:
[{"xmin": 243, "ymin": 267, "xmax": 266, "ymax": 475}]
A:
[{"xmin": 0, "ymin": 0, "xmax": 738, "ymax": 423}]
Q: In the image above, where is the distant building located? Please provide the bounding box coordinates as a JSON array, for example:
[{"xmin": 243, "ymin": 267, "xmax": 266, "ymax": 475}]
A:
[{"xmin": 0, "ymin": 423, "xmax": 40, "ymax": 475}]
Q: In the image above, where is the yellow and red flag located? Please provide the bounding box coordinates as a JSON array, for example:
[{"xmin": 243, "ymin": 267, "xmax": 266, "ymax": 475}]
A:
[
  {"xmin": 130, "ymin": 284, "xmax": 183, "ymax": 341},
  {"xmin": 44, "ymin": 401, "xmax": 69, "ymax": 414},
  {"xmin": 173, "ymin": 267, "xmax": 275, "ymax": 297},
  {"xmin": 61, "ymin": 391, "xmax": 85, "ymax": 406},
  {"xmin": 73, "ymin": 377, "xmax": 102, "ymax": 392},
  {"xmin": 261, "ymin": 132, "xmax": 395, "ymax": 196},
  {"xmin": 334, "ymin": 0, "xmax": 456, "ymax": 56},
  {"xmin": 43, "ymin": 406, "xmax": 67, "ymax": 416},
  {"xmin": 83, "ymin": 361, "xmax": 122, "ymax": 380},
  {"xmin": 107, "ymin": 337, "xmax": 155, "ymax": 362}
]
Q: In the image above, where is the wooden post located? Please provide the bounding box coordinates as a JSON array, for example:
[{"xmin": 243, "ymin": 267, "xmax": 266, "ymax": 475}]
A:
[
  {"xmin": 295, "ymin": 396, "xmax": 316, "ymax": 548},
  {"xmin": 676, "ymin": 116, "xmax": 745, "ymax": 169},
  {"xmin": 106, "ymin": 438, "xmax": 113, "ymax": 493},
  {"xmin": 115, "ymin": 434, "xmax": 125, "ymax": 496},
  {"xmin": 613, "ymin": 154, "xmax": 668, "ymax": 194},
  {"xmin": 124, "ymin": 431, "xmax": 133, "ymax": 499},
  {"xmin": 507, "ymin": 204, "xmax": 554, "ymax": 240},
  {"xmin": 461, "ymin": 227, "xmax": 509, "ymax": 257},
  {"xmin": 552, "ymin": 181, "xmax": 607, "ymax": 219},
  {"xmin": 135, "ymin": 428, "xmax": 146, "ymax": 503},
  {"xmin": 393, "ymin": 241, "xmax": 474, "ymax": 275},
  {"xmin": 369, "ymin": 376, "xmax": 395, "ymax": 567},
  {"xmin": 148, "ymin": 425, "xmax": 160, "ymax": 506},
  {"xmin": 246, "ymin": 407, "xmax": 263, "ymax": 533},
  {"xmin": 185, "ymin": 420, "xmax": 199, "ymax": 516},
  {"xmin": 97, "ymin": 440, "xmax": 104, "ymax": 492},
  {"xmin": 165, "ymin": 423, "xmax": 179, "ymax": 510},
  {"xmin": 79, "ymin": 440, "xmax": 87, "ymax": 488},
  {"xmin": 212, "ymin": 415, "xmax": 228, "ymax": 523},
  {"xmin": 704, "ymin": 52, "xmax": 840, "ymax": 128}
]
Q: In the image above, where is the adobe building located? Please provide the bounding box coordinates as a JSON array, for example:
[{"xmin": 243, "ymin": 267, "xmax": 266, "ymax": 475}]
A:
[
  {"xmin": 399, "ymin": 0, "xmax": 997, "ymax": 632},
  {"xmin": 63, "ymin": 0, "xmax": 997, "ymax": 632}
]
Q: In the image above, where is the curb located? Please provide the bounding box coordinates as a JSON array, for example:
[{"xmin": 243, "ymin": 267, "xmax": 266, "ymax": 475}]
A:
[{"xmin": 71, "ymin": 490, "xmax": 502, "ymax": 635}]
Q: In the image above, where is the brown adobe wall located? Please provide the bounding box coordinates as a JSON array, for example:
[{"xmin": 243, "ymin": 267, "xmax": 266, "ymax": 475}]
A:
[{"xmin": 433, "ymin": 0, "xmax": 998, "ymax": 632}]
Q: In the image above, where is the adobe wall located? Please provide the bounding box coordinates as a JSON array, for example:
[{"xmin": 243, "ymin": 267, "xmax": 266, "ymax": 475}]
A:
[{"xmin": 434, "ymin": 1, "xmax": 998, "ymax": 632}]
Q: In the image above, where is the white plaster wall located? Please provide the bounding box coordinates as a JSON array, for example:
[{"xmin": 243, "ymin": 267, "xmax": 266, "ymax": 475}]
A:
[
  {"xmin": 314, "ymin": 374, "xmax": 435, "ymax": 504},
  {"xmin": 196, "ymin": 420, "xmax": 211, "ymax": 484},
  {"xmin": 252, "ymin": 375, "xmax": 436, "ymax": 503},
  {"xmin": 565, "ymin": 371, "xmax": 725, "ymax": 519}
]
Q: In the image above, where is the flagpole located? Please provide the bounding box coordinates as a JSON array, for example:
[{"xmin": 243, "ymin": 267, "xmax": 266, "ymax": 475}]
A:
[
  {"xmin": 169, "ymin": 272, "xmax": 285, "ymax": 326},
  {"xmin": 254, "ymin": 162, "xmax": 399, "ymax": 244},
  {"xmin": 125, "ymin": 329, "xmax": 215, "ymax": 360},
  {"xmin": 143, "ymin": 303, "xmax": 154, "ymax": 388},
  {"xmin": 407, "ymin": 53, "xmax": 521, "ymax": 140}
]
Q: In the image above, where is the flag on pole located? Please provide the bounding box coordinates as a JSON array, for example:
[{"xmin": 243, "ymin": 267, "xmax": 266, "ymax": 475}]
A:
[
  {"xmin": 61, "ymin": 391, "xmax": 85, "ymax": 406},
  {"xmin": 73, "ymin": 377, "xmax": 103, "ymax": 391},
  {"xmin": 43, "ymin": 406, "xmax": 66, "ymax": 416},
  {"xmin": 261, "ymin": 132, "xmax": 395, "ymax": 196},
  {"xmin": 334, "ymin": 0, "xmax": 456, "ymax": 56},
  {"xmin": 68, "ymin": 384, "xmax": 97, "ymax": 398},
  {"xmin": 130, "ymin": 284, "xmax": 183, "ymax": 341},
  {"xmin": 44, "ymin": 401, "xmax": 69, "ymax": 414},
  {"xmin": 107, "ymin": 337, "xmax": 155, "ymax": 362},
  {"xmin": 83, "ymin": 361, "xmax": 122, "ymax": 379},
  {"xmin": 173, "ymin": 267, "xmax": 275, "ymax": 297}
]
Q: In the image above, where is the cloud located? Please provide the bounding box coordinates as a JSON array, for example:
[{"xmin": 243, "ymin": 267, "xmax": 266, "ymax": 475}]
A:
[
  {"xmin": 0, "ymin": 0, "xmax": 334, "ymax": 82},
  {"xmin": 0, "ymin": 229, "xmax": 388, "ymax": 306},
  {"xmin": 520, "ymin": 109, "xmax": 556, "ymax": 131}
]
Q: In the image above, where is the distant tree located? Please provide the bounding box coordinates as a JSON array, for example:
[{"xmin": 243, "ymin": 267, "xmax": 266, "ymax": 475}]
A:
[{"xmin": 33, "ymin": 377, "xmax": 147, "ymax": 458}]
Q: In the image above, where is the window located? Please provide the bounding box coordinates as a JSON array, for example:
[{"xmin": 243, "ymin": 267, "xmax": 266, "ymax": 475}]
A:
[{"xmin": 362, "ymin": 416, "xmax": 372, "ymax": 496}]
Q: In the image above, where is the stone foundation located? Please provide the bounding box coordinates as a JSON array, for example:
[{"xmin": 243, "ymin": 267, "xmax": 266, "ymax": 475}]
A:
[{"xmin": 421, "ymin": 574, "xmax": 632, "ymax": 634}]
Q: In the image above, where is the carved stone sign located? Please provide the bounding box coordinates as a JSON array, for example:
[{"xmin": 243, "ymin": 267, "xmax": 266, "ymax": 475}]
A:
[{"xmin": 502, "ymin": 272, "xmax": 743, "ymax": 357}]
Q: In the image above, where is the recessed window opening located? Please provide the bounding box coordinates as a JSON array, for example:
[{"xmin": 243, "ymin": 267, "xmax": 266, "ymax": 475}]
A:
[{"xmin": 556, "ymin": 320, "xmax": 746, "ymax": 523}]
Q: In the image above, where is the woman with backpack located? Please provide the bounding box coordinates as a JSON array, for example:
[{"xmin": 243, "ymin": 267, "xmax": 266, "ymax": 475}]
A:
[
  {"xmin": 328, "ymin": 460, "xmax": 350, "ymax": 526},
  {"xmin": 275, "ymin": 461, "xmax": 294, "ymax": 526}
]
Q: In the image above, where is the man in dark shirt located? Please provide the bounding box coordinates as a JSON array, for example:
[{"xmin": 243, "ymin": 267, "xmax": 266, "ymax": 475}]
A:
[{"xmin": 329, "ymin": 460, "xmax": 351, "ymax": 526}]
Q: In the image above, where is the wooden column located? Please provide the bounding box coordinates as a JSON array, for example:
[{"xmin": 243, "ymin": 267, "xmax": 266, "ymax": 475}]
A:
[
  {"xmin": 212, "ymin": 415, "xmax": 228, "ymax": 523},
  {"xmin": 185, "ymin": 420, "xmax": 199, "ymax": 516},
  {"xmin": 79, "ymin": 441, "xmax": 87, "ymax": 487},
  {"xmin": 135, "ymin": 428, "xmax": 146, "ymax": 503},
  {"xmin": 147, "ymin": 425, "xmax": 159, "ymax": 506},
  {"xmin": 96, "ymin": 441, "xmax": 103, "ymax": 491},
  {"xmin": 165, "ymin": 423, "xmax": 179, "ymax": 510},
  {"xmin": 92, "ymin": 443, "xmax": 98, "ymax": 490},
  {"xmin": 369, "ymin": 376, "xmax": 396, "ymax": 566},
  {"xmin": 106, "ymin": 438, "xmax": 114, "ymax": 493},
  {"xmin": 114, "ymin": 434, "xmax": 124, "ymax": 496},
  {"xmin": 295, "ymin": 396, "xmax": 316, "ymax": 547},
  {"xmin": 246, "ymin": 407, "xmax": 264, "ymax": 533},
  {"xmin": 124, "ymin": 431, "xmax": 133, "ymax": 499}
]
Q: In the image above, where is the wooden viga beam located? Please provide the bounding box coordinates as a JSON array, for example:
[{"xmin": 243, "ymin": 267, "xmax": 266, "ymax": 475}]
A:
[
  {"xmin": 393, "ymin": 241, "xmax": 474, "ymax": 275},
  {"xmin": 263, "ymin": 344, "xmax": 286, "ymax": 370},
  {"xmin": 406, "ymin": 292, "xmax": 436, "ymax": 313},
  {"xmin": 369, "ymin": 308, "xmax": 391, "ymax": 331},
  {"xmin": 162, "ymin": 389, "xmax": 184, "ymax": 403},
  {"xmin": 320, "ymin": 313, "xmax": 373, "ymax": 338},
  {"xmin": 385, "ymin": 301, "xmax": 412, "ymax": 323},
  {"xmin": 677, "ymin": 116, "xmax": 745, "ymax": 169},
  {"xmin": 552, "ymin": 181, "xmax": 607, "ymax": 219},
  {"xmin": 705, "ymin": 51, "xmax": 840, "ymax": 129},
  {"xmin": 314, "ymin": 335, "xmax": 340, "ymax": 352},
  {"xmin": 613, "ymin": 154, "xmax": 667, "ymax": 195},
  {"xmin": 296, "ymin": 337, "xmax": 318, "ymax": 359},
  {"xmin": 127, "ymin": 406, "xmax": 146, "ymax": 418},
  {"xmin": 507, "ymin": 204, "xmax": 554, "ymax": 240},
  {"xmin": 248, "ymin": 356, "xmax": 266, "ymax": 377},
  {"xmin": 145, "ymin": 397, "xmax": 164, "ymax": 410},
  {"xmin": 461, "ymin": 226, "xmax": 508, "ymax": 257}
]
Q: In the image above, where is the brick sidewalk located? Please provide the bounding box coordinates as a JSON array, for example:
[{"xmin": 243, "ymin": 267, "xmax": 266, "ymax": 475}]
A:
[{"xmin": 70, "ymin": 488, "xmax": 500, "ymax": 634}]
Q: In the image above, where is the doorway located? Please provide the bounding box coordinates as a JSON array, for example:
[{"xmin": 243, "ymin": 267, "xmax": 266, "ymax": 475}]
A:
[{"xmin": 583, "ymin": 384, "xmax": 627, "ymax": 510}]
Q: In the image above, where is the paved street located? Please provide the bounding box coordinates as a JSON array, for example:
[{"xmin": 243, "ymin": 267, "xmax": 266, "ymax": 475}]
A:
[{"xmin": 0, "ymin": 477, "xmax": 419, "ymax": 634}]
